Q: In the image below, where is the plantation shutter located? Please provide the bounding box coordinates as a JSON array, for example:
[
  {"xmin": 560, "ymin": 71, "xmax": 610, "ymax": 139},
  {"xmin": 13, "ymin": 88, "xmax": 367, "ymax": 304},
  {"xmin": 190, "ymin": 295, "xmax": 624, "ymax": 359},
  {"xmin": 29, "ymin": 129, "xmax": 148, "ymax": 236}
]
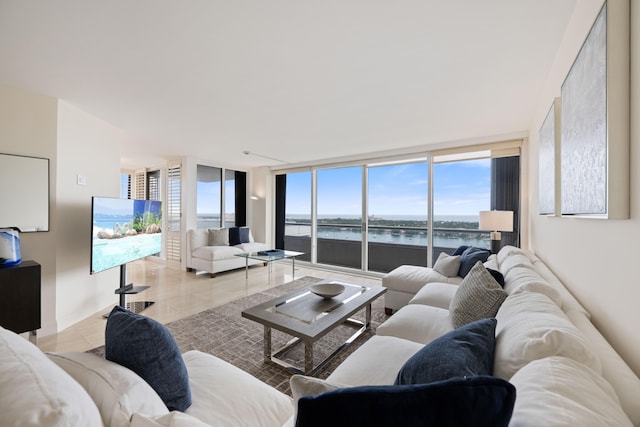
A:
[
  {"xmin": 135, "ymin": 170, "xmax": 146, "ymax": 199},
  {"xmin": 166, "ymin": 164, "xmax": 182, "ymax": 262}
]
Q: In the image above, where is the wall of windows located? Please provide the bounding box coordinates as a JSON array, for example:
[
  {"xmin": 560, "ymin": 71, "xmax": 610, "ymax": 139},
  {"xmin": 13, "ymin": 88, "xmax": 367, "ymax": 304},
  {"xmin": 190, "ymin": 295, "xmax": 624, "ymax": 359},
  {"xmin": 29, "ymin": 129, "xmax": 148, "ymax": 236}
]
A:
[
  {"xmin": 196, "ymin": 165, "xmax": 247, "ymax": 229},
  {"xmin": 275, "ymin": 142, "xmax": 520, "ymax": 273}
]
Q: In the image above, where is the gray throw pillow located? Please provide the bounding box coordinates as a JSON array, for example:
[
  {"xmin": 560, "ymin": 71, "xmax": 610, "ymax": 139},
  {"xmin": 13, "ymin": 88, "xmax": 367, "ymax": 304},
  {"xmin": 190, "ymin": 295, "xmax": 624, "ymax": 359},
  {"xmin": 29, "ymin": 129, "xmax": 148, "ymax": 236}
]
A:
[
  {"xmin": 449, "ymin": 261, "xmax": 508, "ymax": 329},
  {"xmin": 433, "ymin": 252, "xmax": 461, "ymax": 277},
  {"xmin": 208, "ymin": 228, "xmax": 229, "ymax": 246}
]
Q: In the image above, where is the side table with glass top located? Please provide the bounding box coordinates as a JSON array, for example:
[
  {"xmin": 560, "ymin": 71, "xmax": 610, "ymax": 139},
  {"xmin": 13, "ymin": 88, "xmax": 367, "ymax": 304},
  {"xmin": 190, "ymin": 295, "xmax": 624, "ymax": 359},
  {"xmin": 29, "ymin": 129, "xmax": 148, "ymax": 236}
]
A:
[{"xmin": 235, "ymin": 250, "xmax": 304, "ymax": 283}]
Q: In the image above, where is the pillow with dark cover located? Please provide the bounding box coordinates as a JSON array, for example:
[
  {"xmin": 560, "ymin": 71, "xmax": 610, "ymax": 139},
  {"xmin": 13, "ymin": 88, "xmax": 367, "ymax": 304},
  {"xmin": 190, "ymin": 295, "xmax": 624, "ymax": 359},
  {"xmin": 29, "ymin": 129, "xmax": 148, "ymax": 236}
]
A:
[
  {"xmin": 487, "ymin": 268, "xmax": 505, "ymax": 287},
  {"xmin": 459, "ymin": 246, "xmax": 491, "ymax": 277},
  {"xmin": 395, "ymin": 318, "xmax": 496, "ymax": 385},
  {"xmin": 452, "ymin": 245, "xmax": 470, "ymax": 256},
  {"xmin": 295, "ymin": 376, "xmax": 515, "ymax": 427},
  {"xmin": 229, "ymin": 227, "xmax": 251, "ymax": 245},
  {"xmin": 105, "ymin": 306, "xmax": 191, "ymax": 411}
]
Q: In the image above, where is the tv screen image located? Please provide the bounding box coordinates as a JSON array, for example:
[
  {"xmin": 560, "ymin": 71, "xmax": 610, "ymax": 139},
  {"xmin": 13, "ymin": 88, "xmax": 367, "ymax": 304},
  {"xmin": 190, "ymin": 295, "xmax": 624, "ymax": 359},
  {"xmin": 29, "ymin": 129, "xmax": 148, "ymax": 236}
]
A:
[{"xmin": 91, "ymin": 197, "xmax": 162, "ymax": 274}]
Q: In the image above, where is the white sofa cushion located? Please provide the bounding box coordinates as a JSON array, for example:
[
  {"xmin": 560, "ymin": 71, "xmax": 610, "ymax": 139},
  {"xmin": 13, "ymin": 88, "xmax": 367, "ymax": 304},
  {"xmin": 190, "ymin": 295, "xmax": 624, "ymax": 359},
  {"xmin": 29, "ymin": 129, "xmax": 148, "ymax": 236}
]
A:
[
  {"xmin": 504, "ymin": 266, "xmax": 563, "ymax": 306},
  {"xmin": 0, "ymin": 326, "xmax": 103, "ymax": 427},
  {"xmin": 382, "ymin": 265, "xmax": 462, "ymax": 295},
  {"xmin": 130, "ymin": 412, "xmax": 213, "ymax": 427},
  {"xmin": 409, "ymin": 282, "xmax": 458, "ymax": 309},
  {"xmin": 327, "ymin": 335, "xmax": 423, "ymax": 386},
  {"xmin": 192, "ymin": 245, "xmax": 242, "ymax": 261},
  {"xmin": 48, "ymin": 351, "xmax": 169, "ymax": 427},
  {"xmin": 509, "ymin": 356, "xmax": 632, "ymax": 427},
  {"xmin": 235, "ymin": 241, "xmax": 269, "ymax": 253},
  {"xmin": 494, "ymin": 291, "xmax": 601, "ymax": 380},
  {"xmin": 376, "ymin": 304, "xmax": 454, "ymax": 344},
  {"xmin": 565, "ymin": 309, "xmax": 640, "ymax": 426},
  {"xmin": 183, "ymin": 350, "xmax": 293, "ymax": 427},
  {"xmin": 189, "ymin": 229, "xmax": 209, "ymax": 251}
]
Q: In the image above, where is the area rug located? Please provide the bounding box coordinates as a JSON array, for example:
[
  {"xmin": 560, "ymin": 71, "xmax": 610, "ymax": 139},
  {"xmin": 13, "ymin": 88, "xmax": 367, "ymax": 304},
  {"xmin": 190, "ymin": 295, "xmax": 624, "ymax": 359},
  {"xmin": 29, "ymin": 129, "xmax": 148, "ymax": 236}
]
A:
[{"xmin": 89, "ymin": 276, "xmax": 388, "ymax": 395}]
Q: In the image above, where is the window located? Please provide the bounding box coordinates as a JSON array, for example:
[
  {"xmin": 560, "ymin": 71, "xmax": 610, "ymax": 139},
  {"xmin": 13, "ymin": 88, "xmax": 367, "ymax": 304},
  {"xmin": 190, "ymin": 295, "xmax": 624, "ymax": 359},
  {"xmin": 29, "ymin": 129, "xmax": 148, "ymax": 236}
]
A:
[
  {"xmin": 120, "ymin": 173, "xmax": 131, "ymax": 199},
  {"xmin": 432, "ymin": 158, "xmax": 491, "ymax": 258},
  {"xmin": 196, "ymin": 165, "xmax": 221, "ymax": 229},
  {"xmin": 282, "ymin": 171, "xmax": 312, "ymax": 260},
  {"xmin": 196, "ymin": 165, "xmax": 247, "ymax": 229},
  {"xmin": 367, "ymin": 161, "xmax": 428, "ymax": 271},
  {"xmin": 274, "ymin": 141, "xmax": 520, "ymax": 273},
  {"xmin": 224, "ymin": 169, "xmax": 236, "ymax": 228},
  {"xmin": 316, "ymin": 167, "xmax": 362, "ymax": 269}
]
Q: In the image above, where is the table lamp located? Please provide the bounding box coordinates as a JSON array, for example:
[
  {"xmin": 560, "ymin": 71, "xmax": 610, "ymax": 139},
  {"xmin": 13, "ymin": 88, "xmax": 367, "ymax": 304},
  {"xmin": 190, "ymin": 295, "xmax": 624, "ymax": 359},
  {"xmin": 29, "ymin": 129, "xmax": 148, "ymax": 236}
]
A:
[{"xmin": 479, "ymin": 210, "xmax": 513, "ymax": 254}]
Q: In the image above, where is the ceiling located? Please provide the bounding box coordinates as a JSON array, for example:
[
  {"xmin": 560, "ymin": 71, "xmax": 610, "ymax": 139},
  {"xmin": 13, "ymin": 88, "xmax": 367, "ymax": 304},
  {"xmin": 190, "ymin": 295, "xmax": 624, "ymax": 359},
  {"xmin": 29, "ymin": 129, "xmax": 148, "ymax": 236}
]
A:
[{"xmin": 0, "ymin": 0, "xmax": 577, "ymax": 170}]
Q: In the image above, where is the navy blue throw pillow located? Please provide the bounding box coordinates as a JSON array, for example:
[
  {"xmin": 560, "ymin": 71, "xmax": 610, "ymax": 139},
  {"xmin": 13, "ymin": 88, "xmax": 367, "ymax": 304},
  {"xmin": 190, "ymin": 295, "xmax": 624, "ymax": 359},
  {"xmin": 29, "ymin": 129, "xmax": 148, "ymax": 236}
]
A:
[
  {"xmin": 229, "ymin": 227, "xmax": 251, "ymax": 245},
  {"xmin": 295, "ymin": 376, "xmax": 515, "ymax": 427},
  {"xmin": 229, "ymin": 227, "xmax": 241, "ymax": 246},
  {"xmin": 239, "ymin": 227, "xmax": 250, "ymax": 243},
  {"xmin": 487, "ymin": 268, "xmax": 505, "ymax": 287},
  {"xmin": 452, "ymin": 245, "xmax": 470, "ymax": 256},
  {"xmin": 459, "ymin": 246, "xmax": 491, "ymax": 277},
  {"xmin": 394, "ymin": 318, "xmax": 497, "ymax": 385},
  {"xmin": 105, "ymin": 306, "xmax": 192, "ymax": 411}
]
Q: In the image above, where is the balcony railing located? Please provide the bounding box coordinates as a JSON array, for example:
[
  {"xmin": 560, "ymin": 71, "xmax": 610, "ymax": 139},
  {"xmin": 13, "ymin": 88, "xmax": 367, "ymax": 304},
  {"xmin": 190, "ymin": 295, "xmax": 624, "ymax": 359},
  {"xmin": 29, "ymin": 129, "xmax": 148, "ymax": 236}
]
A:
[{"xmin": 284, "ymin": 221, "xmax": 491, "ymax": 273}]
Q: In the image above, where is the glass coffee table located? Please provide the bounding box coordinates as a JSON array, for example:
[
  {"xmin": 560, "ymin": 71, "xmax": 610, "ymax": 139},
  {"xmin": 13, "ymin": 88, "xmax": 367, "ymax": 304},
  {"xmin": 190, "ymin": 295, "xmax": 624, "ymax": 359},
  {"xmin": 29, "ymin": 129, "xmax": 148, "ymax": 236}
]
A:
[
  {"xmin": 241, "ymin": 279, "xmax": 386, "ymax": 375},
  {"xmin": 235, "ymin": 250, "xmax": 304, "ymax": 283}
]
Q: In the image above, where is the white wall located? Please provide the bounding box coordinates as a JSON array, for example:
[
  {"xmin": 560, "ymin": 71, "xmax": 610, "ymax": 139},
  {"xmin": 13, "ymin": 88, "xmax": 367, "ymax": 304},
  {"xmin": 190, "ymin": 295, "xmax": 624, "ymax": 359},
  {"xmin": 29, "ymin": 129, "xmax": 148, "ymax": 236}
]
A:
[
  {"xmin": 0, "ymin": 85, "xmax": 125, "ymax": 335},
  {"xmin": 0, "ymin": 84, "xmax": 58, "ymax": 334},
  {"xmin": 528, "ymin": 0, "xmax": 640, "ymax": 375},
  {"xmin": 55, "ymin": 101, "xmax": 124, "ymax": 331}
]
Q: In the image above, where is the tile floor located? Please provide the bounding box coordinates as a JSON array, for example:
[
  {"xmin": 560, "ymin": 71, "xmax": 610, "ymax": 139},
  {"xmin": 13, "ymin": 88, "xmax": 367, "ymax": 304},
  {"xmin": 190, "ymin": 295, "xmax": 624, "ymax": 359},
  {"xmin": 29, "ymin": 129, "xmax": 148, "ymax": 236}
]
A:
[{"xmin": 37, "ymin": 259, "xmax": 382, "ymax": 353}]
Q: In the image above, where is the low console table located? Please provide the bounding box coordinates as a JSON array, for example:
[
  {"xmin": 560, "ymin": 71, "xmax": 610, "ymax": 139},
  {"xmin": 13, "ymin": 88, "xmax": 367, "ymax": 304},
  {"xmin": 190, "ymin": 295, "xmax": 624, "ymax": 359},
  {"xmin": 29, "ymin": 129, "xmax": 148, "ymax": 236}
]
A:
[
  {"xmin": 0, "ymin": 260, "xmax": 41, "ymax": 343},
  {"xmin": 235, "ymin": 250, "xmax": 304, "ymax": 283},
  {"xmin": 242, "ymin": 279, "xmax": 386, "ymax": 375}
]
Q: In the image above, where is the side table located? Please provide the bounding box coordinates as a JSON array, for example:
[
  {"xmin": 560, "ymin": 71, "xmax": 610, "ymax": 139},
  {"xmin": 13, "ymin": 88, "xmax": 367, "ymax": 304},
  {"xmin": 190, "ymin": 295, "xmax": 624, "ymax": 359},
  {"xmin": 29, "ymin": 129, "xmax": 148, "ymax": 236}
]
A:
[{"xmin": 0, "ymin": 260, "xmax": 41, "ymax": 343}]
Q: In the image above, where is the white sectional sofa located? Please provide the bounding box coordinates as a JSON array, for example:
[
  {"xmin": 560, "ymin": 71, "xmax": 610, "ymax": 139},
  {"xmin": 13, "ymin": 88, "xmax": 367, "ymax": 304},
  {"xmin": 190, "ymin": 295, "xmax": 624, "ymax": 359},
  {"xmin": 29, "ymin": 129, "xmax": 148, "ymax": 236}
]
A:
[
  {"xmin": 2, "ymin": 245, "xmax": 639, "ymax": 426},
  {"xmin": 186, "ymin": 228, "xmax": 268, "ymax": 278}
]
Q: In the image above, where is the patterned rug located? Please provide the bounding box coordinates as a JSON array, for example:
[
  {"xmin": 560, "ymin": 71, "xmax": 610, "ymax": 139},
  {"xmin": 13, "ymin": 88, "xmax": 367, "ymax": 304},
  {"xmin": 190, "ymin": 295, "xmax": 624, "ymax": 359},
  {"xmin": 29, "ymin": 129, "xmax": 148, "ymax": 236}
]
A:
[{"xmin": 89, "ymin": 276, "xmax": 388, "ymax": 395}]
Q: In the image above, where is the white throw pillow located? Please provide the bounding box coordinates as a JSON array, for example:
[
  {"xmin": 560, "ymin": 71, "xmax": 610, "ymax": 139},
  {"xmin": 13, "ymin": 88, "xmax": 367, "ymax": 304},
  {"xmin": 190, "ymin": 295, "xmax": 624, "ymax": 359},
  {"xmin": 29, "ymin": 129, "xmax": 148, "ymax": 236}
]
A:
[
  {"xmin": 208, "ymin": 228, "xmax": 229, "ymax": 246},
  {"xmin": 432, "ymin": 252, "xmax": 461, "ymax": 277},
  {"xmin": 509, "ymin": 356, "xmax": 633, "ymax": 427},
  {"xmin": 494, "ymin": 292, "xmax": 601, "ymax": 380},
  {"xmin": 0, "ymin": 327, "xmax": 102, "ymax": 427},
  {"xmin": 48, "ymin": 352, "xmax": 169, "ymax": 427}
]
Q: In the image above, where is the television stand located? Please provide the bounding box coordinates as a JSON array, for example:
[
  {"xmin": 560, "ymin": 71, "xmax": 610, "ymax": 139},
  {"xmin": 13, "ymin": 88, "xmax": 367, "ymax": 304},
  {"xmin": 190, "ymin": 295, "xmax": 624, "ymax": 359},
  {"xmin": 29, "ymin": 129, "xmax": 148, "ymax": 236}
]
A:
[{"xmin": 103, "ymin": 264, "xmax": 154, "ymax": 318}]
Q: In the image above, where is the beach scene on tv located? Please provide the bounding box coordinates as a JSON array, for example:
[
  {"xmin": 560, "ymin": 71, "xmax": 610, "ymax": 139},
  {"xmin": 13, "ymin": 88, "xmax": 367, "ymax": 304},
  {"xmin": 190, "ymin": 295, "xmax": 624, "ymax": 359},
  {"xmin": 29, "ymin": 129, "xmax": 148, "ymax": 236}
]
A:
[{"xmin": 91, "ymin": 197, "xmax": 162, "ymax": 274}]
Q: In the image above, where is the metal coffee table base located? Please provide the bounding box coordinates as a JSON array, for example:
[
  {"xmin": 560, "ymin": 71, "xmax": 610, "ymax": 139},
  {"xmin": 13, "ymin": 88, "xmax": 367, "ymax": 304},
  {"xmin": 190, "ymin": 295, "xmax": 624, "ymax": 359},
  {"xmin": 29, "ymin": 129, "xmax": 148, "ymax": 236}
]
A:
[{"xmin": 263, "ymin": 304, "xmax": 372, "ymax": 375}]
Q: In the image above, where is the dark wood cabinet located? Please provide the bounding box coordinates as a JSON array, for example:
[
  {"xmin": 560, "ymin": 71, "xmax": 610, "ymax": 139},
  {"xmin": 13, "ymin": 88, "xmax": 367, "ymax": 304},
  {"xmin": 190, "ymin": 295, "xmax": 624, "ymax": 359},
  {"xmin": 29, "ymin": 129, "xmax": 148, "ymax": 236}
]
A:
[{"xmin": 0, "ymin": 260, "xmax": 41, "ymax": 342}]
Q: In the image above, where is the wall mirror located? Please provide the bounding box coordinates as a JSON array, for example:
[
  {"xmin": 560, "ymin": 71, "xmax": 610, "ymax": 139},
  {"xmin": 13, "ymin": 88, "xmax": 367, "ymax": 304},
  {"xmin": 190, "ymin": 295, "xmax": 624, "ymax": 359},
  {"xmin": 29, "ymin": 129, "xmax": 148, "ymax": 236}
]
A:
[{"xmin": 0, "ymin": 153, "xmax": 50, "ymax": 232}]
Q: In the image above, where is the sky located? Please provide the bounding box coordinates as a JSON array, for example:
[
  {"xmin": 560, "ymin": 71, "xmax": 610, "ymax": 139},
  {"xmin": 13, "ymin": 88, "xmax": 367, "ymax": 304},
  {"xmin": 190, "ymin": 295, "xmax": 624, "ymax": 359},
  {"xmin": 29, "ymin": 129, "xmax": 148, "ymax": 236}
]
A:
[{"xmin": 285, "ymin": 159, "xmax": 491, "ymax": 218}]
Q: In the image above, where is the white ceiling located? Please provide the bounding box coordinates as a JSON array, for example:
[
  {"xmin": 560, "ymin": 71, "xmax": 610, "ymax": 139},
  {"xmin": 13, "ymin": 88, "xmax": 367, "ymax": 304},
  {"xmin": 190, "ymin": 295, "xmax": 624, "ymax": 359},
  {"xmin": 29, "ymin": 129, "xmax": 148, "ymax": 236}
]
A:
[{"xmin": 0, "ymin": 0, "xmax": 577, "ymax": 169}]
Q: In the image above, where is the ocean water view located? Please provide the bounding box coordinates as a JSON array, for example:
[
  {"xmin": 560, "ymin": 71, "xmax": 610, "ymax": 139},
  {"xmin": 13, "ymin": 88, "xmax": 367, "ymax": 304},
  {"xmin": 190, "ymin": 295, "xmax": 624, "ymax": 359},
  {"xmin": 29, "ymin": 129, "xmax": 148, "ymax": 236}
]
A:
[{"xmin": 195, "ymin": 214, "xmax": 488, "ymax": 249}]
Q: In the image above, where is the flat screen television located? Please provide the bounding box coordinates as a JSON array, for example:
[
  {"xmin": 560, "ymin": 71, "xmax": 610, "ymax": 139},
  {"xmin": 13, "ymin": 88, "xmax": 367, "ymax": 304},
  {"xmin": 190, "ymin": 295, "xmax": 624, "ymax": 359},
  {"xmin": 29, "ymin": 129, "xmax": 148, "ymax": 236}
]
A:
[{"xmin": 90, "ymin": 196, "xmax": 162, "ymax": 275}]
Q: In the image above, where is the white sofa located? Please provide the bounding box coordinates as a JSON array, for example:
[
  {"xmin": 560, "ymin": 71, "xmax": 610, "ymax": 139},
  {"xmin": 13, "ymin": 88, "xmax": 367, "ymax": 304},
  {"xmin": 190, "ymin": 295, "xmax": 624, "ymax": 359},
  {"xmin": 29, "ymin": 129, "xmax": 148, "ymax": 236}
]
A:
[
  {"xmin": 2, "ymin": 246, "xmax": 639, "ymax": 426},
  {"xmin": 0, "ymin": 326, "xmax": 294, "ymax": 427},
  {"xmin": 186, "ymin": 228, "xmax": 268, "ymax": 278},
  {"xmin": 324, "ymin": 246, "xmax": 640, "ymax": 426}
]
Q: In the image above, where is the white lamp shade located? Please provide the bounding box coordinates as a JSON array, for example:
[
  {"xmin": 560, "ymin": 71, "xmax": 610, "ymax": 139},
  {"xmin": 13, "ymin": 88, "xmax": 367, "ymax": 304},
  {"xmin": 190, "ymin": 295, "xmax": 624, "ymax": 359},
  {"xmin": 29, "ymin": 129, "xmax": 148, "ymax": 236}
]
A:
[{"xmin": 479, "ymin": 210, "xmax": 513, "ymax": 232}]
